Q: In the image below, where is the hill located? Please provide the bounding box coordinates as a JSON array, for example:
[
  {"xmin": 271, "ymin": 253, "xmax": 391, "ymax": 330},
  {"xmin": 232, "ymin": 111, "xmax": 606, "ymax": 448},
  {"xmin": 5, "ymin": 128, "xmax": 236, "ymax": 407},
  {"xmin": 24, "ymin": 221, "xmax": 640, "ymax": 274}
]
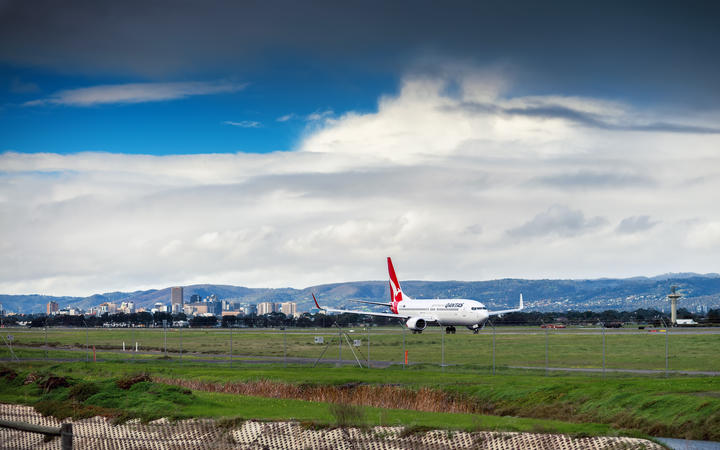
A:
[{"xmin": 2, "ymin": 274, "xmax": 720, "ymax": 314}]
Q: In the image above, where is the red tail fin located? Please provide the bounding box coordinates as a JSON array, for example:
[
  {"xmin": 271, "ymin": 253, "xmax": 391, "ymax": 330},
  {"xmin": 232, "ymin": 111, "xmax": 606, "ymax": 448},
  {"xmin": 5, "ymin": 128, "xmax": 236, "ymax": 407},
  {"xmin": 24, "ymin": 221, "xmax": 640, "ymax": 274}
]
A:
[{"xmin": 388, "ymin": 257, "xmax": 403, "ymax": 313}]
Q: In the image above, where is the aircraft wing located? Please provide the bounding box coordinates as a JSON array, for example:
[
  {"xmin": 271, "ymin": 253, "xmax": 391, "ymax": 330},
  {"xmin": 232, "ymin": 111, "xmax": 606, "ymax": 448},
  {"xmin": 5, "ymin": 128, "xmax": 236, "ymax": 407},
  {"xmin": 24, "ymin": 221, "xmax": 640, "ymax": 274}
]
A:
[
  {"xmin": 488, "ymin": 293, "xmax": 524, "ymax": 317},
  {"xmin": 313, "ymin": 294, "xmax": 409, "ymax": 319},
  {"xmin": 352, "ymin": 299, "xmax": 392, "ymax": 307}
]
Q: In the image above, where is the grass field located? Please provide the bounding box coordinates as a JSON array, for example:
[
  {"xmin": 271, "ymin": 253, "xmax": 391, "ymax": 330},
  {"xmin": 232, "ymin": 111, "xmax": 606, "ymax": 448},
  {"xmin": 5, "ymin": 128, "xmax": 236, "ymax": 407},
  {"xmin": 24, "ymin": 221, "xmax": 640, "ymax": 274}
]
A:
[
  {"xmin": 2, "ymin": 326, "xmax": 719, "ymax": 442},
  {"xmin": 1, "ymin": 359, "xmax": 719, "ymax": 441},
  {"xmin": 3, "ymin": 325, "xmax": 720, "ymax": 372}
]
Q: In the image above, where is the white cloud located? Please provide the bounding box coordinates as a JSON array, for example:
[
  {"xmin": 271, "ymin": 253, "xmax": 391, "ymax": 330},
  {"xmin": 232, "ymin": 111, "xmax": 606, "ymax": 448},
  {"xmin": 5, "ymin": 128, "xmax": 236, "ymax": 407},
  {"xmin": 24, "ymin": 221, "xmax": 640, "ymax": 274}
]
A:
[
  {"xmin": 223, "ymin": 120, "xmax": 262, "ymax": 128},
  {"xmin": 306, "ymin": 109, "xmax": 334, "ymax": 121},
  {"xmin": 277, "ymin": 113, "xmax": 296, "ymax": 122},
  {"xmin": 2, "ymin": 70, "xmax": 720, "ymax": 295},
  {"xmin": 24, "ymin": 80, "xmax": 246, "ymax": 107}
]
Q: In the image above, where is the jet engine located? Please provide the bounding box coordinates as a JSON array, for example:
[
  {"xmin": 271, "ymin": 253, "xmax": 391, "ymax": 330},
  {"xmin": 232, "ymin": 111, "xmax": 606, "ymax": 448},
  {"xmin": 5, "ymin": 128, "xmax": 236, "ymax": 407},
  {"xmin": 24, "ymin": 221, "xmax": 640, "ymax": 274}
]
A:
[{"xmin": 406, "ymin": 317, "xmax": 427, "ymax": 331}]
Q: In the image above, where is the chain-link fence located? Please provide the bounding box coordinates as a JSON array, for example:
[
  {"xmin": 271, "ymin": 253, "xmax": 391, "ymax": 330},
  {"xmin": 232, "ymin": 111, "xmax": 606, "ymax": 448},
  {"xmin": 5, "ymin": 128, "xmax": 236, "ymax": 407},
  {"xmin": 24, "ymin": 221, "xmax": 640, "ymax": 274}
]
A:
[{"xmin": 2, "ymin": 322, "xmax": 719, "ymax": 376}]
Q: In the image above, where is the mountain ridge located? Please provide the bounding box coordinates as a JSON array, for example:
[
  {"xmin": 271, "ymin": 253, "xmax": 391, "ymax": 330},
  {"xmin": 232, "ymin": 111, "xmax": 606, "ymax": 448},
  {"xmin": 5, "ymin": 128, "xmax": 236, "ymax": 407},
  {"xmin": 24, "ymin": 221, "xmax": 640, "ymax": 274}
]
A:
[{"xmin": 2, "ymin": 273, "xmax": 720, "ymax": 314}]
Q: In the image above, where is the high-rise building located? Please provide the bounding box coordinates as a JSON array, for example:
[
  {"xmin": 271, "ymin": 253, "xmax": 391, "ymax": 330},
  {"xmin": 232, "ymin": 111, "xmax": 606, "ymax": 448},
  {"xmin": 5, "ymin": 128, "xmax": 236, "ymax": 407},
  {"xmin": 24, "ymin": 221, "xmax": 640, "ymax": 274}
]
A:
[
  {"xmin": 257, "ymin": 302, "xmax": 274, "ymax": 315},
  {"xmin": 47, "ymin": 301, "xmax": 59, "ymax": 315},
  {"xmin": 171, "ymin": 287, "xmax": 184, "ymax": 308},
  {"xmin": 280, "ymin": 302, "xmax": 297, "ymax": 316},
  {"xmin": 189, "ymin": 294, "xmax": 201, "ymax": 303}
]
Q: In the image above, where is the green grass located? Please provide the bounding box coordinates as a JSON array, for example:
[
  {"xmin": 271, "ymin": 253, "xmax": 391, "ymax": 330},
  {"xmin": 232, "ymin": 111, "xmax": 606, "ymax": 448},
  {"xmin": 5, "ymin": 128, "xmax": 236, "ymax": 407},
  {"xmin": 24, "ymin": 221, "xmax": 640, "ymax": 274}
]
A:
[
  {"xmin": 4, "ymin": 326, "xmax": 719, "ymax": 372},
  {"xmin": 0, "ymin": 363, "xmax": 618, "ymax": 437},
  {"xmin": 2, "ymin": 359, "xmax": 719, "ymax": 440}
]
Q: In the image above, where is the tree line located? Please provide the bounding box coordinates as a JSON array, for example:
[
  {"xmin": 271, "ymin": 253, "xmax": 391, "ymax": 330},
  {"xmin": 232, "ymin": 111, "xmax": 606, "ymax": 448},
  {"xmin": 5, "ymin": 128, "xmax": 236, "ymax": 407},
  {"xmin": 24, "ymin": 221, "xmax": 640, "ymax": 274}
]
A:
[{"xmin": 1, "ymin": 307, "xmax": 719, "ymax": 328}]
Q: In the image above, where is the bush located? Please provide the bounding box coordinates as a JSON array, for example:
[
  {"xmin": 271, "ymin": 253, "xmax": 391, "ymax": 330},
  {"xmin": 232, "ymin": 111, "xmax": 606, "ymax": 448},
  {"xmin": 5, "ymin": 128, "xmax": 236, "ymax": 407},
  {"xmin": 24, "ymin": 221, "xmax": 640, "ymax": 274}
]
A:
[
  {"xmin": 69, "ymin": 382, "xmax": 100, "ymax": 402},
  {"xmin": 116, "ymin": 373, "xmax": 151, "ymax": 390},
  {"xmin": 328, "ymin": 402, "xmax": 365, "ymax": 427}
]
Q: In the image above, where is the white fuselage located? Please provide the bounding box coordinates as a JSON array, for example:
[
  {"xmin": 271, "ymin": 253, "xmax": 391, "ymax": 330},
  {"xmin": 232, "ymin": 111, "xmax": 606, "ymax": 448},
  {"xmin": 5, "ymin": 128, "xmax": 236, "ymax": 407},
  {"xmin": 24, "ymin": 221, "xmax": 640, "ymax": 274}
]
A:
[{"xmin": 397, "ymin": 298, "xmax": 489, "ymax": 327}]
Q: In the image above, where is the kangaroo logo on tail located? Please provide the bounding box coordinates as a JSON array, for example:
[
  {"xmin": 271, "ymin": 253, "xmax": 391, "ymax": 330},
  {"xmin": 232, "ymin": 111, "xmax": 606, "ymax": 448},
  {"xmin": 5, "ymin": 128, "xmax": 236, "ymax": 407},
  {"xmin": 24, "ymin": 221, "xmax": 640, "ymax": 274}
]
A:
[{"xmin": 388, "ymin": 257, "xmax": 404, "ymax": 314}]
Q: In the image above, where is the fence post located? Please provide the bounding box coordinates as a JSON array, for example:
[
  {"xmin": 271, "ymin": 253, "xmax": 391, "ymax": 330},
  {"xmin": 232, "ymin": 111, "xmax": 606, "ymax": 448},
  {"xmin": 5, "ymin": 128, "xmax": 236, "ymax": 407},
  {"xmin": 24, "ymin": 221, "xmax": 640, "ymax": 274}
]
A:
[
  {"xmin": 179, "ymin": 326, "xmax": 182, "ymax": 363},
  {"xmin": 85, "ymin": 323, "xmax": 89, "ymax": 363},
  {"xmin": 44, "ymin": 323, "xmax": 48, "ymax": 361},
  {"xmin": 366, "ymin": 326, "xmax": 370, "ymax": 369},
  {"xmin": 163, "ymin": 319, "xmax": 167, "ymax": 357},
  {"xmin": 545, "ymin": 327, "xmax": 549, "ymax": 376},
  {"xmin": 402, "ymin": 326, "xmax": 406, "ymax": 369},
  {"xmin": 602, "ymin": 323, "xmax": 606, "ymax": 378},
  {"xmin": 229, "ymin": 325, "xmax": 233, "ymax": 367},
  {"xmin": 61, "ymin": 423, "xmax": 72, "ymax": 450},
  {"xmin": 284, "ymin": 327, "xmax": 287, "ymax": 368},
  {"xmin": 338, "ymin": 325, "xmax": 342, "ymax": 365},
  {"xmin": 132, "ymin": 327, "xmax": 136, "ymax": 362},
  {"xmin": 441, "ymin": 326, "xmax": 445, "ymax": 371},
  {"xmin": 491, "ymin": 320, "xmax": 496, "ymax": 375},
  {"xmin": 665, "ymin": 322, "xmax": 669, "ymax": 378}
]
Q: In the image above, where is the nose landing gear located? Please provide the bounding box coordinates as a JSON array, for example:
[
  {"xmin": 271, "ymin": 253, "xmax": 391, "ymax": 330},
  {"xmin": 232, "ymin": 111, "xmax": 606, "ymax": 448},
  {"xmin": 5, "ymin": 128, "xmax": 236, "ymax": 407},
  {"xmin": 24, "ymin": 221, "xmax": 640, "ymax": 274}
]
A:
[{"xmin": 444, "ymin": 326, "xmax": 456, "ymax": 334}]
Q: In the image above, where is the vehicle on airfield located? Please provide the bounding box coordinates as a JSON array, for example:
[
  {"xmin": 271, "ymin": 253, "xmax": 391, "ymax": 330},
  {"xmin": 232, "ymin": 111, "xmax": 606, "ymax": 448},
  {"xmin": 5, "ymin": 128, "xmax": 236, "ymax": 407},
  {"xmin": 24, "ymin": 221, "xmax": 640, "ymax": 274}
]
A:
[{"xmin": 313, "ymin": 257, "xmax": 524, "ymax": 334}]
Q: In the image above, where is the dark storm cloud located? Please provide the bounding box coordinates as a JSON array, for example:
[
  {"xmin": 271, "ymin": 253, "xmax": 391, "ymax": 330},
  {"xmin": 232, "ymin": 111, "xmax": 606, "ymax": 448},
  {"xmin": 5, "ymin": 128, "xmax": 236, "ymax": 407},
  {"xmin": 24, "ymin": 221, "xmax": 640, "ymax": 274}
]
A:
[
  {"xmin": 1, "ymin": 0, "xmax": 719, "ymax": 103},
  {"xmin": 451, "ymin": 102, "xmax": 720, "ymax": 134}
]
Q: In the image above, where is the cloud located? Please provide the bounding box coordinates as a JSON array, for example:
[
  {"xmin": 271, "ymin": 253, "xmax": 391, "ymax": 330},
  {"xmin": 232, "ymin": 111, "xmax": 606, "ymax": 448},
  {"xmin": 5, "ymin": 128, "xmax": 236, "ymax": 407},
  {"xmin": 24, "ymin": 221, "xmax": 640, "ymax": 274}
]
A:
[
  {"xmin": 223, "ymin": 120, "xmax": 262, "ymax": 128},
  {"xmin": 24, "ymin": 81, "xmax": 246, "ymax": 107},
  {"xmin": 306, "ymin": 109, "xmax": 334, "ymax": 121},
  {"xmin": 1, "ymin": 1, "xmax": 720, "ymax": 106},
  {"xmin": 277, "ymin": 114, "xmax": 296, "ymax": 122},
  {"xmin": 2, "ymin": 70, "xmax": 720, "ymax": 295},
  {"xmin": 532, "ymin": 171, "xmax": 653, "ymax": 189},
  {"xmin": 616, "ymin": 216, "xmax": 659, "ymax": 234},
  {"xmin": 507, "ymin": 206, "xmax": 607, "ymax": 239}
]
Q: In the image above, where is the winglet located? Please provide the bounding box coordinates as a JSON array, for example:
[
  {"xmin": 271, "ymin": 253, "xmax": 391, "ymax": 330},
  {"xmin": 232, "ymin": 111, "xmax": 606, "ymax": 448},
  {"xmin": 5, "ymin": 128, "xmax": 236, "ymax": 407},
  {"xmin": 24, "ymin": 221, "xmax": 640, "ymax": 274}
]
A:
[{"xmin": 312, "ymin": 293, "xmax": 321, "ymax": 310}]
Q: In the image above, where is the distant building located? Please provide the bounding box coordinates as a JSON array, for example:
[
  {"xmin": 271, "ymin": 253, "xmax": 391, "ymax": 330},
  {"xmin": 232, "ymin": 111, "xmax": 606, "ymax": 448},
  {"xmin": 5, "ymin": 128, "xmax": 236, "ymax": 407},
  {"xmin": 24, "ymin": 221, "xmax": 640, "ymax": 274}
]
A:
[
  {"xmin": 257, "ymin": 302, "xmax": 274, "ymax": 315},
  {"xmin": 152, "ymin": 302, "xmax": 168, "ymax": 313},
  {"xmin": 171, "ymin": 286, "xmax": 184, "ymax": 308},
  {"xmin": 280, "ymin": 302, "xmax": 297, "ymax": 316},
  {"xmin": 47, "ymin": 301, "xmax": 59, "ymax": 315},
  {"xmin": 189, "ymin": 294, "xmax": 202, "ymax": 303}
]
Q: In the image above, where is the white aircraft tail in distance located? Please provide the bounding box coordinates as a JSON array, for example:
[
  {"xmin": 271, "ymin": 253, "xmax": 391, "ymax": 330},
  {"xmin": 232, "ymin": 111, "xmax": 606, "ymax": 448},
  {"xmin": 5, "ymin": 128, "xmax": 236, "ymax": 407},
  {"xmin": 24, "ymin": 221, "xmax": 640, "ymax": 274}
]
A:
[{"xmin": 312, "ymin": 257, "xmax": 524, "ymax": 334}]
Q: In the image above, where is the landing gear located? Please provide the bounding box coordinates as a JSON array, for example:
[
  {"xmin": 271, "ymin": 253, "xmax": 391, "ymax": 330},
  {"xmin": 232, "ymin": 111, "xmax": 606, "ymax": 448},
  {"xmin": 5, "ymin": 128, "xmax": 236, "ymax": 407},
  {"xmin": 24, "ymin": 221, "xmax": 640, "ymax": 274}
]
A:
[
  {"xmin": 445, "ymin": 326, "xmax": 456, "ymax": 334},
  {"xmin": 468, "ymin": 324, "xmax": 482, "ymax": 334}
]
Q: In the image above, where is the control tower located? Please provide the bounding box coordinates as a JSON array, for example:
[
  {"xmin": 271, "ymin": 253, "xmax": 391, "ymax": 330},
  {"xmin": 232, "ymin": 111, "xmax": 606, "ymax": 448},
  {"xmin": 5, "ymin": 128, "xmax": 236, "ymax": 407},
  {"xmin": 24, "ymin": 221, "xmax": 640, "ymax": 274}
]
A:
[{"xmin": 668, "ymin": 286, "xmax": 681, "ymax": 326}]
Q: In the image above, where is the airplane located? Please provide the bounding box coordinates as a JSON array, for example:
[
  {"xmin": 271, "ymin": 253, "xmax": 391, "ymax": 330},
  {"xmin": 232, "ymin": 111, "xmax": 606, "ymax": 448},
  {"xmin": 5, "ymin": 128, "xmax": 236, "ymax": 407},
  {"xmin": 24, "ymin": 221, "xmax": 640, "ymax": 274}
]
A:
[{"xmin": 312, "ymin": 257, "xmax": 524, "ymax": 334}]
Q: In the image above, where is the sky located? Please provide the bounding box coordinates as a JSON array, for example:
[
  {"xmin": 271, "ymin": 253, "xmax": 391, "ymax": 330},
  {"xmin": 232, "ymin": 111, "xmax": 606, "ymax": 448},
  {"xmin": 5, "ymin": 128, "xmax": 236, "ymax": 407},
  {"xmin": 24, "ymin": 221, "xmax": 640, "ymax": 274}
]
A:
[{"xmin": 1, "ymin": 0, "xmax": 720, "ymax": 296}]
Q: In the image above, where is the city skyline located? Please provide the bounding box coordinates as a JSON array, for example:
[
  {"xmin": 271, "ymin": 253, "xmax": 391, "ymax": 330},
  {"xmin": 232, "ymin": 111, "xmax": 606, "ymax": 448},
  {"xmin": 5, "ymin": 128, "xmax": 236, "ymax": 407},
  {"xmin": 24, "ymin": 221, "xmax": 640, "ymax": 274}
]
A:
[{"xmin": 2, "ymin": 1, "xmax": 720, "ymax": 296}]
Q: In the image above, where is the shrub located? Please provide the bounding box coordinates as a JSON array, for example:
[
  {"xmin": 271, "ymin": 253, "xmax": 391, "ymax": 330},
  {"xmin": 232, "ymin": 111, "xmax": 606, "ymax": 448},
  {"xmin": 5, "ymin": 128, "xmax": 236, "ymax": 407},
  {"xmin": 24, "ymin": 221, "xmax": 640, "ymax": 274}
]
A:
[
  {"xmin": 68, "ymin": 382, "xmax": 100, "ymax": 402},
  {"xmin": 328, "ymin": 402, "xmax": 365, "ymax": 427},
  {"xmin": 116, "ymin": 373, "xmax": 151, "ymax": 390}
]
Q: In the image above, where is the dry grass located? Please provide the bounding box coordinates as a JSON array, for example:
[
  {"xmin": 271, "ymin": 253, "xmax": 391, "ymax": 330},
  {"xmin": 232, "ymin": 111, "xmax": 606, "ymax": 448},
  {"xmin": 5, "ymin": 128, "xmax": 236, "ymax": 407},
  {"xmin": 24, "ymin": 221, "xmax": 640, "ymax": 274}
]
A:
[{"xmin": 153, "ymin": 377, "xmax": 481, "ymax": 414}]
